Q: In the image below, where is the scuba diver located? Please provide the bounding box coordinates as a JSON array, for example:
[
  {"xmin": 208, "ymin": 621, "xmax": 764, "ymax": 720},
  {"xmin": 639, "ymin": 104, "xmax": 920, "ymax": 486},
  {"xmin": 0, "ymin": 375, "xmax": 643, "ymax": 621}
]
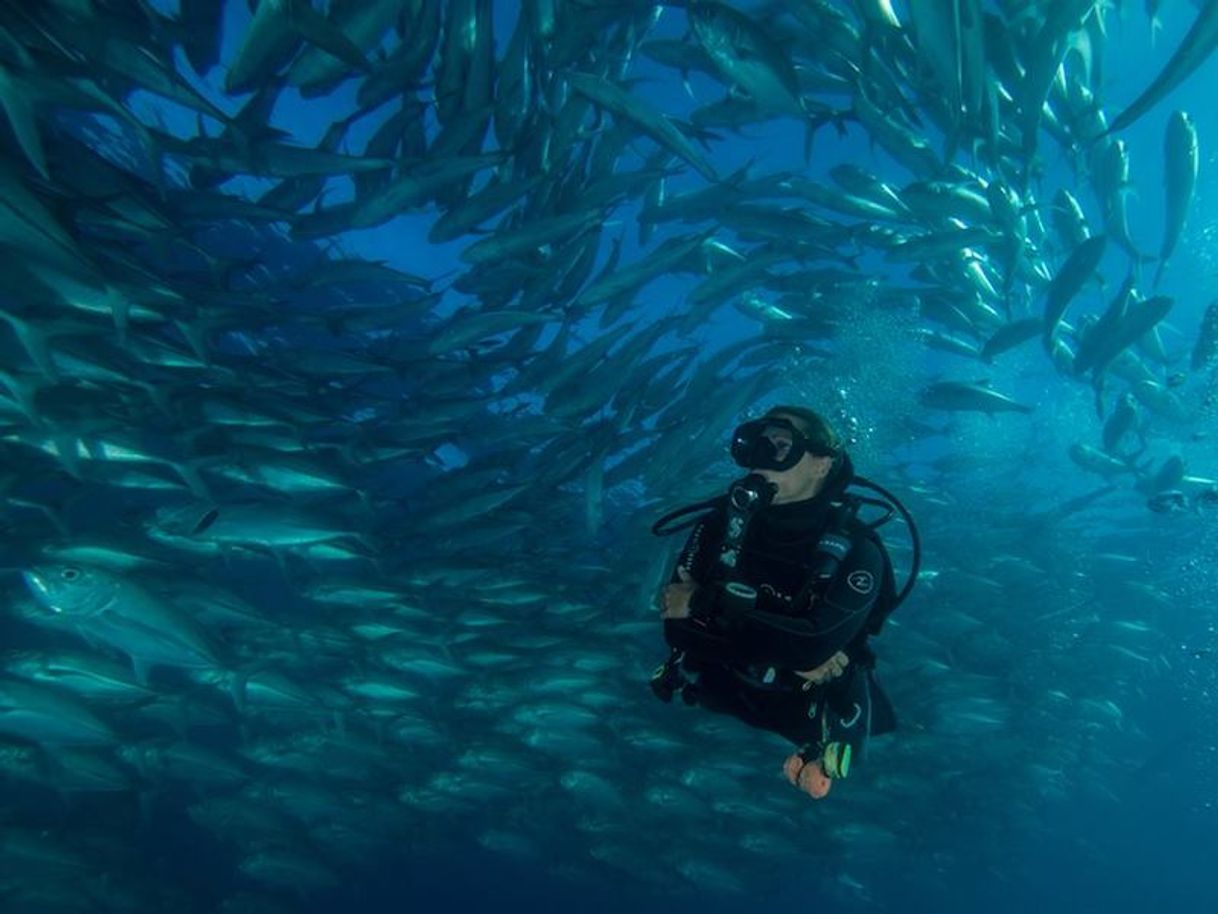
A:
[{"xmin": 649, "ymin": 406, "xmax": 919, "ymax": 800}]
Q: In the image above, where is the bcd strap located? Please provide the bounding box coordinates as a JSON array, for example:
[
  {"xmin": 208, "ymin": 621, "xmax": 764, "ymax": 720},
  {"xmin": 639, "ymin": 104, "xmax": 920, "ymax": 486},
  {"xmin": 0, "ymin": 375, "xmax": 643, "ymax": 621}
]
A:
[
  {"xmin": 791, "ymin": 497, "xmax": 899, "ymax": 639},
  {"xmin": 807, "ymin": 530, "xmax": 852, "ymax": 583},
  {"xmin": 794, "ymin": 498, "xmax": 863, "ymax": 603}
]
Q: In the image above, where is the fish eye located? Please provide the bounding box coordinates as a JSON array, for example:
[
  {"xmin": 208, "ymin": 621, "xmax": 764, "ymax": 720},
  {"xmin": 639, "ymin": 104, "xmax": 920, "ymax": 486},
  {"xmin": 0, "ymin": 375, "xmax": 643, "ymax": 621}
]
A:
[{"xmin": 61, "ymin": 567, "xmax": 81, "ymax": 581}]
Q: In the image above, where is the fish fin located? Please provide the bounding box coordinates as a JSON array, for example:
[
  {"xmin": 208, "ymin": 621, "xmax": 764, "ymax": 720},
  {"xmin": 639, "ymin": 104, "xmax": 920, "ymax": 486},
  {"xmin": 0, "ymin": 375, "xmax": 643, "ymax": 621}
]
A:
[
  {"xmin": 132, "ymin": 657, "xmax": 152, "ymax": 687},
  {"xmin": 681, "ymin": 120, "xmax": 723, "ymax": 153},
  {"xmin": 190, "ymin": 507, "xmax": 220, "ymax": 536},
  {"xmin": 228, "ymin": 669, "xmax": 249, "ymax": 715},
  {"xmin": 172, "ymin": 463, "xmax": 213, "ymax": 501},
  {"xmin": 285, "ymin": 0, "xmax": 371, "ymax": 74},
  {"xmin": 0, "ymin": 67, "xmax": 49, "ymax": 180}
]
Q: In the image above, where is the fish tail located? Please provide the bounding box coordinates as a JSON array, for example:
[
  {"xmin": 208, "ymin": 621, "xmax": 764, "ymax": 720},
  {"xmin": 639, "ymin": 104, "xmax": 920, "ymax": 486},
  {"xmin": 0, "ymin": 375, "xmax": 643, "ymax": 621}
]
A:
[{"xmin": 229, "ymin": 669, "xmax": 249, "ymax": 715}]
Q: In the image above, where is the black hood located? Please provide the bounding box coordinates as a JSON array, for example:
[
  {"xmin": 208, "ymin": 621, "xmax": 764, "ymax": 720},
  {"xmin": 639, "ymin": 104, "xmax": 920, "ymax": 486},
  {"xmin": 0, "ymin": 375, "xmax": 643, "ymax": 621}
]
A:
[{"xmin": 753, "ymin": 451, "xmax": 855, "ymax": 538}]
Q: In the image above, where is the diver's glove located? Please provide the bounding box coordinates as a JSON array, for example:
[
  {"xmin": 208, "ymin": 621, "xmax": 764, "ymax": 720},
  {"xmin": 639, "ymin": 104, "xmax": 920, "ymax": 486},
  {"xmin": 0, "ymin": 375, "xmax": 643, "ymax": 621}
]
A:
[
  {"xmin": 686, "ymin": 580, "xmax": 758, "ymax": 628},
  {"xmin": 685, "ymin": 584, "xmax": 720, "ymax": 624},
  {"xmin": 663, "ymin": 581, "xmax": 758, "ymax": 666}
]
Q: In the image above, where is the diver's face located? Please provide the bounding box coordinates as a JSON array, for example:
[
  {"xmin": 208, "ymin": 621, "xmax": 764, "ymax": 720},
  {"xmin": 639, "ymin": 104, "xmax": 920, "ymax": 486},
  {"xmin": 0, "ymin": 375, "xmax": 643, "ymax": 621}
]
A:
[{"xmin": 754, "ymin": 418, "xmax": 834, "ymax": 504}]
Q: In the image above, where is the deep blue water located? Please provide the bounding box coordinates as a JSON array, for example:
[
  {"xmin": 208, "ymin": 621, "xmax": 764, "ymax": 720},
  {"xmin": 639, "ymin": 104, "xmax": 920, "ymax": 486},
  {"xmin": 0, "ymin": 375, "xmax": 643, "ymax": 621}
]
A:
[{"xmin": 2, "ymin": 2, "xmax": 1218, "ymax": 912}]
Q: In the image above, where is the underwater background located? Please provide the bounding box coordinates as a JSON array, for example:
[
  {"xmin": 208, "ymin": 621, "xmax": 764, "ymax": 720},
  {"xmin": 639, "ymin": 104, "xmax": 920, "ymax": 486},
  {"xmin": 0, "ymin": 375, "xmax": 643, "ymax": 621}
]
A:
[{"xmin": 0, "ymin": 1, "xmax": 1216, "ymax": 912}]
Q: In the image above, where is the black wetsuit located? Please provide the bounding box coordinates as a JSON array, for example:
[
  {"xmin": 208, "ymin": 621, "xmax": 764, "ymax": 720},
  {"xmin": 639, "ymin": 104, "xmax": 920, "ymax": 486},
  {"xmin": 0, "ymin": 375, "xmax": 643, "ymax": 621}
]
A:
[{"xmin": 662, "ymin": 479, "xmax": 897, "ymax": 762}]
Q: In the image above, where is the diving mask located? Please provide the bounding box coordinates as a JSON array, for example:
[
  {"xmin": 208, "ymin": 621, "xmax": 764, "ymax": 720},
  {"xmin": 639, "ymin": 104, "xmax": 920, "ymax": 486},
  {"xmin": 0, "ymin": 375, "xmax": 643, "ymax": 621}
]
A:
[{"xmin": 730, "ymin": 417, "xmax": 836, "ymax": 472}]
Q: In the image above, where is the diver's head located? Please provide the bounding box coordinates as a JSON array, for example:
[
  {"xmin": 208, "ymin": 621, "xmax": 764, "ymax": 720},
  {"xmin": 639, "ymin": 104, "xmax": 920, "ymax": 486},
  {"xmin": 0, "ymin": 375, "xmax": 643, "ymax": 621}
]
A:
[{"xmin": 730, "ymin": 406, "xmax": 843, "ymax": 505}]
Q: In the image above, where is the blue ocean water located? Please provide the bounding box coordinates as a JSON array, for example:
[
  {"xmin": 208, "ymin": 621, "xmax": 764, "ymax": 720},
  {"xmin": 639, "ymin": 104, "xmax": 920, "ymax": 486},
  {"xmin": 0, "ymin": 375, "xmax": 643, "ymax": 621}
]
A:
[{"xmin": 2, "ymin": 2, "xmax": 1217, "ymax": 913}]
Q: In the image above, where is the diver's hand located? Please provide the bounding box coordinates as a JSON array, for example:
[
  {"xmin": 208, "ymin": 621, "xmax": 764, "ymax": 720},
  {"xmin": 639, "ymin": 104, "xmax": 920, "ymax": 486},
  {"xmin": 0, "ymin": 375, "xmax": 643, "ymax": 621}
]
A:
[
  {"xmin": 659, "ymin": 567, "xmax": 698, "ymax": 620},
  {"xmin": 794, "ymin": 651, "xmax": 849, "ymax": 684}
]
